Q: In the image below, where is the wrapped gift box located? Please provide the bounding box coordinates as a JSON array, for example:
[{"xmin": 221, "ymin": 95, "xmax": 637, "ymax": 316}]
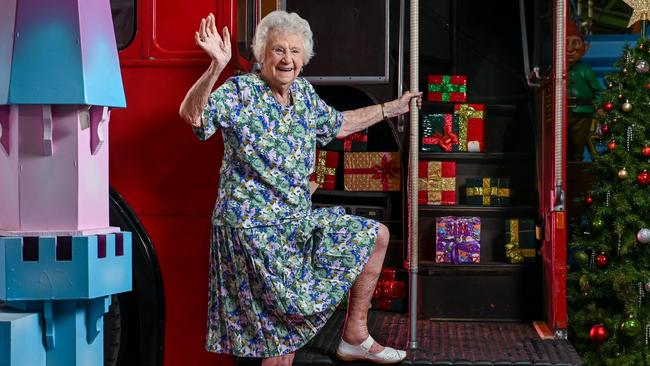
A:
[
  {"xmin": 505, "ymin": 218, "xmax": 536, "ymax": 263},
  {"xmin": 427, "ymin": 75, "xmax": 467, "ymax": 102},
  {"xmin": 465, "ymin": 177, "xmax": 510, "ymax": 206},
  {"xmin": 310, "ymin": 149, "xmax": 339, "ymax": 190},
  {"xmin": 372, "ymin": 268, "xmax": 406, "ymax": 311},
  {"xmin": 435, "ymin": 216, "xmax": 457, "ymax": 263},
  {"xmin": 435, "ymin": 216, "xmax": 481, "ymax": 264},
  {"xmin": 325, "ymin": 130, "xmax": 368, "ymax": 151},
  {"xmin": 421, "ymin": 113, "xmax": 459, "ymax": 152},
  {"xmin": 418, "ymin": 160, "xmax": 456, "ymax": 205},
  {"xmin": 454, "ymin": 104, "xmax": 486, "ymax": 152},
  {"xmin": 344, "ymin": 152, "xmax": 401, "ymax": 191}
]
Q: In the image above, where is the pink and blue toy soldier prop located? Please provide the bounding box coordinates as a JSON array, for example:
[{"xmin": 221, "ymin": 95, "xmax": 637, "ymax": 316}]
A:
[
  {"xmin": 0, "ymin": 1, "xmax": 131, "ymax": 365},
  {"xmin": 0, "ymin": 234, "xmax": 132, "ymax": 366},
  {"xmin": 0, "ymin": 0, "xmax": 126, "ymax": 236}
]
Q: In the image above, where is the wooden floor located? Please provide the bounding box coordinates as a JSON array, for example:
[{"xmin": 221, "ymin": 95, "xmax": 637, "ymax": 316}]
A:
[{"xmin": 237, "ymin": 310, "xmax": 582, "ymax": 366}]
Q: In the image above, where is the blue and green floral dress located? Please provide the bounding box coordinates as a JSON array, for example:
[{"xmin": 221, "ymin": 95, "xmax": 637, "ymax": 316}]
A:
[{"xmin": 193, "ymin": 73, "xmax": 379, "ymax": 357}]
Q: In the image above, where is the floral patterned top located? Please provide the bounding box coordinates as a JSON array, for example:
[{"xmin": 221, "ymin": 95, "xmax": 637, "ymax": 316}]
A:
[{"xmin": 193, "ymin": 73, "xmax": 343, "ymax": 228}]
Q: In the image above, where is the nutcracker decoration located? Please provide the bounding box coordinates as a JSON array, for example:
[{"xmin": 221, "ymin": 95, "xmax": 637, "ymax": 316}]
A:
[{"xmin": 0, "ymin": 1, "xmax": 132, "ymax": 365}]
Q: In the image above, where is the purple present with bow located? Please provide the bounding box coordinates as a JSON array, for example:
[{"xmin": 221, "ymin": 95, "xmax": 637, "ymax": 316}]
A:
[{"xmin": 435, "ymin": 216, "xmax": 481, "ymax": 264}]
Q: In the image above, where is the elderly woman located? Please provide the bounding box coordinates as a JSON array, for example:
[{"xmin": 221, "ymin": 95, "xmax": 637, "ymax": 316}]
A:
[{"xmin": 179, "ymin": 10, "xmax": 421, "ymax": 366}]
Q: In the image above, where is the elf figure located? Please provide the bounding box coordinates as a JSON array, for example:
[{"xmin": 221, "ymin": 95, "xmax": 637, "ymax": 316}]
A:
[{"xmin": 566, "ymin": 20, "xmax": 603, "ymax": 161}]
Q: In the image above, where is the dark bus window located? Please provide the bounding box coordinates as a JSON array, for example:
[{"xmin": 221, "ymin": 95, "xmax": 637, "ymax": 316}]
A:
[
  {"xmin": 110, "ymin": 0, "xmax": 136, "ymax": 50},
  {"xmin": 237, "ymin": 0, "xmax": 281, "ymax": 62}
]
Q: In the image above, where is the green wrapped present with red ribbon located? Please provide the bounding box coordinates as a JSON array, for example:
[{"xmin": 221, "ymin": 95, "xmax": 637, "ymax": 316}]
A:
[
  {"xmin": 420, "ymin": 113, "xmax": 459, "ymax": 152},
  {"xmin": 344, "ymin": 152, "xmax": 401, "ymax": 191},
  {"xmin": 309, "ymin": 149, "xmax": 339, "ymax": 190},
  {"xmin": 427, "ymin": 75, "xmax": 467, "ymax": 102}
]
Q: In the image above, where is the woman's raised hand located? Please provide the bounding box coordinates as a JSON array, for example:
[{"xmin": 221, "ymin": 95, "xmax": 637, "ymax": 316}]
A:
[{"xmin": 196, "ymin": 13, "xmax": 231, "ymax": 67}]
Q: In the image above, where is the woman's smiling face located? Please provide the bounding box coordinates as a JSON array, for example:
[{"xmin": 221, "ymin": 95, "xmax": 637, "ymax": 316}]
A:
[{"xmin": 260, "ymin": 29, "xmax": 305, "ymax": 91}]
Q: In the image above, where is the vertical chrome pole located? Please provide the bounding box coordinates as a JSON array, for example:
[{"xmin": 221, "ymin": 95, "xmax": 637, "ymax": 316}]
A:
[
  {"xmin": 553, "ymin": 0, "xmax": 566, "ymax": 213},
  {"xmin": 408, "ymin": 0, "xmax": 419, "ymax": 351},
  {"xmin": 397, "ymin": 0, "xmax": 405, "ymax": 132}
]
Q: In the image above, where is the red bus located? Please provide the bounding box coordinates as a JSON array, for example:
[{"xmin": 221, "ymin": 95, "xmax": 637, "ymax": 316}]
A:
[{"xmin": 106, "ymin": 0, "xmax": 575, "ymax": 365}]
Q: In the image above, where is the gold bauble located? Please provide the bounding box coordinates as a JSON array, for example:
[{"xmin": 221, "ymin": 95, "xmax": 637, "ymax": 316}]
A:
[
  {"xmin": 608, "ymin": 82, "xmax": 614, "ymax": 88},
  {"xmin": 622, "ymin": 100, "xmax": 633, "ymax": 112},
  {"xmin": 619, "ymin": 168, "xmax": 629, "ymax": 180},
  {"xmin": 619, "ymin": 94, "xmax": 625, "ymax": 99},
  {"xmin": 624, "ymin": 68, "xmax": 629, "ymax": 74}
]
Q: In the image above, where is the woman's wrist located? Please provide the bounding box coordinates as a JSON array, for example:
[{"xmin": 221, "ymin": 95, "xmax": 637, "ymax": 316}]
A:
[{"xmin": 383, "ymin": 100, "xmax": 396, "ymax": 119}]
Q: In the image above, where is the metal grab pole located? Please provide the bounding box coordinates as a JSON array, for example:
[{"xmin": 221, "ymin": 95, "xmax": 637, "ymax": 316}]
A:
[{"xmin": 408, "ymin": 0, "xmax": 419, "ymax": 351}]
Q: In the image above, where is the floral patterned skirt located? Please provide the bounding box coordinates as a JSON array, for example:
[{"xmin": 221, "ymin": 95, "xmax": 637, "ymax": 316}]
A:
[{"xmin": 205, "ymin": 206, "xmax": 379, "ymax": 357}]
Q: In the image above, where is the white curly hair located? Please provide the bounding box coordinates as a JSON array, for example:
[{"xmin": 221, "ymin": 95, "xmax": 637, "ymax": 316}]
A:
[{"xmin": 252, "ymin": 10, "xmax": 314, "ymax": 65}]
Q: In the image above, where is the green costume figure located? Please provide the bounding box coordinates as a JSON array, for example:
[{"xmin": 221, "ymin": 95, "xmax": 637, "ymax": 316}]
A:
[{"xmin": 566, "ymin": 20, "xmax": 603, "ymax": 161}]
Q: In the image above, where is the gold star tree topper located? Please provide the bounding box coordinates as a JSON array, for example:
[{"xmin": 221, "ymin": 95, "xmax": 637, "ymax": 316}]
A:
[{"xmin": 624, "ymin": 0, "xmax": 650, "ymax": 27}]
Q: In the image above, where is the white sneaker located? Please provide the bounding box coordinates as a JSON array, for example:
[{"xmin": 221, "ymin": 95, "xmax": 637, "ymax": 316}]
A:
[{"xmin": 335, "ymin": 335, "xmax": 407, "ymax": 364}]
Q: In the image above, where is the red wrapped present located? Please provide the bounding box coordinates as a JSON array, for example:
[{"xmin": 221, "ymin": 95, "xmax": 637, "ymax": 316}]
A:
[
  {"xmin": 427, "ymin": 75, "xmax": 467, "ymax": 102},
  {"xmin": 454, "ymin": 104, "xmax": 486, "ymax": 152},
  {"xmin": 418, "ymin": 161, "xmax": 456, "ymax": 205},
  {"xmin": 344, "ymin": 152, "xmax": 401, "ymax": 191},
  {"xmin": 372, "ymin": 270, "xmax": 406, "ymax": 311},
  {"xmin": 309, "ymin": 149, "xmax": 339, "ymax": 190},
  {"xmin": 324, "ymin": 130, "xmax": 368, "ymax": 151},
  {"xmin": 379, "ymin": 268, "xmax": 396, "ymax": 282}
]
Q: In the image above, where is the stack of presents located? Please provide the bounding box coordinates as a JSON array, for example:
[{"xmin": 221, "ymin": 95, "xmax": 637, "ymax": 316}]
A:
[
  {"xmin": 315, "ymin": 75, "xmax": 539, "ymax": 312},
  {"xmin": 309, "ymin": 116, "xmax": 401, "ymax": 221},
  {"xmin": 421, "ymin": 74, "xmax": 538, "ymax": 265},
  {"xmin": 310, "ymin": 133, "xmax": 401, "ymax": 193}
]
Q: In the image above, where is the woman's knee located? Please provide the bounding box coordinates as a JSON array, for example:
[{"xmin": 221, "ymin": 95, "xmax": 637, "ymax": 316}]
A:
[{"xmin": 375, "ymin": 223, "xmax": 390, "ymax": 251}]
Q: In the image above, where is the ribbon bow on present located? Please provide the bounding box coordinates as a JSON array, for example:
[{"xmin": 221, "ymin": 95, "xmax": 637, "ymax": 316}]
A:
[{"xmin": 372, "ymin": 154, "xmax": 399, "ymax": 189}]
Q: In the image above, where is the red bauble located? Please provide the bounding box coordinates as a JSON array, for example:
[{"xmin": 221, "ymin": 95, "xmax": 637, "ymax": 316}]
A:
[
  {"xmin": 638, "ymin": 170, "xmax": 650, "ymax": 186},
  {"xmin": 643, "ymin": 146, "xmax": 650, "ymax": 157},
  {"xmin": 600, "ymin": 124, "xmax": 610, "ymax": 134},
  {"xmin": 595, "ymin": 253, "xmax": 609, "ymax": 268},
  {"xmin": 585, "ymin": 196, "xmax": 594, "ymax": 205},
  {"xmin": 603, "ymin": 102, "xmax": 614, "ymax": 111},
  {"xmin": 607, "ymin": 140, "xmax": 617, "ymax": 151},
  {"xmin": 590, "ymin": 324, "xmax": 608, "ymax": 344}
]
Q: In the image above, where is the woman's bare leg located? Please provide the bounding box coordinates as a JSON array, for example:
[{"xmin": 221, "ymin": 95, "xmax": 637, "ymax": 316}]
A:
[
  {"xmin": 260, "ymin": 353, "xmax": 295, "ymax": 366},
  {"xmin": 341, "ymin": 223, "xmax": 391, "ymax": 353}
]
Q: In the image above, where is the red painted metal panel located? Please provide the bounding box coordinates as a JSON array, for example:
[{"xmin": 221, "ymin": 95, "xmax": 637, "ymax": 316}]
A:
[
  {"xmin": 149, "ymin": 0, "xmax": 217, "ymax": 59},
  {"xmin": 537, "ymin": 3, "xmax": 569, "ymax": 332},
  {"xmin": 112, "ymin": 0, "xmax": 237, "ymax": 364}
]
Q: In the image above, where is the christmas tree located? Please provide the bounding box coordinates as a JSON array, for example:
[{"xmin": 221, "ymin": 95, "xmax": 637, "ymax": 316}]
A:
[{"xmin": 567, "ymin": 38, "xmax": 650, "ymax": 365}]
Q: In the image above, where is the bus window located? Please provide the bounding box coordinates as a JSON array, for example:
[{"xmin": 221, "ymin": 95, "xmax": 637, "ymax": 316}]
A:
[
  {"xmin": 110, "ymin": 0, "xmax": 136, "ymax": 50},
  {"xmin": 237, "ymin": 0, "xmax": 282, "ymax": 62}
]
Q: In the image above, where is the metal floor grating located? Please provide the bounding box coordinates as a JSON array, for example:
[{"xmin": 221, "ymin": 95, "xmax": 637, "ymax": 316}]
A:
[{"xmin": 238, "ymin": 310, "xmax": 582, "ymax": 366}]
